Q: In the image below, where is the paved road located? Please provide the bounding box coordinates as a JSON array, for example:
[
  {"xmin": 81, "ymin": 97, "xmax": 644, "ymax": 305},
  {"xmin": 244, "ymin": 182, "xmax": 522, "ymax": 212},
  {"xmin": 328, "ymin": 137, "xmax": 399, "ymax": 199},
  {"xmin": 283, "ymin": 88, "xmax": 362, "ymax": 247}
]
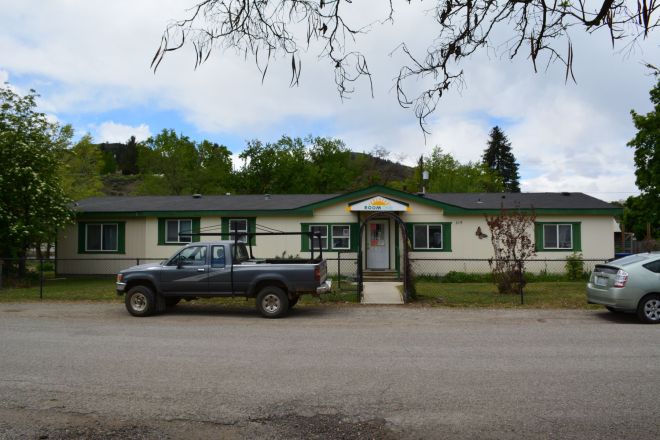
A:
[{"xmin": 0, "ymin": 302, "xmax": 659, "ymax": 439}]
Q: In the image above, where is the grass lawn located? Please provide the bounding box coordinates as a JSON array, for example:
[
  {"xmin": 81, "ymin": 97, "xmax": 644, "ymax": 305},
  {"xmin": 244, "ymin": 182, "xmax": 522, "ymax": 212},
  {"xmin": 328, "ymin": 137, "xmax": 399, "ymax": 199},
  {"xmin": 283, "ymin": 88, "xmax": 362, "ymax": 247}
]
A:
[
  {"xmin": 0, "ymin": 277, "xmax": 360, "ymax": 305},
  {"xmin": 0, "ymin": 277, "xmax": 593, "ymax": 309},
  {"xmin": 413, "ymin": 281, "xmax": 598, "ymax": 309}
]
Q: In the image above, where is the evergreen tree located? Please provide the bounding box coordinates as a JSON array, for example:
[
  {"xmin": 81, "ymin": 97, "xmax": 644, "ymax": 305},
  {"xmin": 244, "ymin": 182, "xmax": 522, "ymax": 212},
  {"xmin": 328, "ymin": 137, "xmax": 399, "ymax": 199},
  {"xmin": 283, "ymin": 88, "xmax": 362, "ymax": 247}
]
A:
[{"xmin": 482, "ymin": 126, "xmax": 521, "ymax": 192}]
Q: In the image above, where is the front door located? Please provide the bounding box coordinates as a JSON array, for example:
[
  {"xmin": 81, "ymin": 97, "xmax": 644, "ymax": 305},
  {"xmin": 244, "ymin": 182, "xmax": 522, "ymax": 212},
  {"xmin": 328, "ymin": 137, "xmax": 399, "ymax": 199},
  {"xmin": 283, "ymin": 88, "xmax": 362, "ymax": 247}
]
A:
[{"xmin": 367, "ymin": 220, "xmax": 389, "ymax": 269}]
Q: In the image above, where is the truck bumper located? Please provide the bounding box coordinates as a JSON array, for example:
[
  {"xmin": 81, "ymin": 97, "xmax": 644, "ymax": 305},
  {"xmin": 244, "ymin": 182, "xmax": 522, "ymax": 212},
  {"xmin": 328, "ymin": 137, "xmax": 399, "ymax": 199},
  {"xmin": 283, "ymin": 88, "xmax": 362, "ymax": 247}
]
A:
[
  {"xmin": 116, "ymin": 282, "xmax": 127, "ymax": 295},
  {"xmin": 316, "ymin": 280, "xmax": 332, "ymax": 295}
]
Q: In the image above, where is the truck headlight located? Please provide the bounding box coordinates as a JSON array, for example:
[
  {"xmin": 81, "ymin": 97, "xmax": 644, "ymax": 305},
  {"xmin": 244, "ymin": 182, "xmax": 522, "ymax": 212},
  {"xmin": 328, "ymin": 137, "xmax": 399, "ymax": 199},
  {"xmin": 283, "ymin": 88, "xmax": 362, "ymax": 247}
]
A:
[{"xmin": 116, "ymin": 273, "xmax": 124, "ymax": 283}]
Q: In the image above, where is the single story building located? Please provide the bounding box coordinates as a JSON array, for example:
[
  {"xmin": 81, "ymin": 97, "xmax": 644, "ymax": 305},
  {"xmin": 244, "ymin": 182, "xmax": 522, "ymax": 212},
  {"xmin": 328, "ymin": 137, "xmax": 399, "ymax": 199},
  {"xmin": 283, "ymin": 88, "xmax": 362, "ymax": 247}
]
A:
[{"xmin": 56, "ymin": 185, "xmax": 622, "ymax": 276}]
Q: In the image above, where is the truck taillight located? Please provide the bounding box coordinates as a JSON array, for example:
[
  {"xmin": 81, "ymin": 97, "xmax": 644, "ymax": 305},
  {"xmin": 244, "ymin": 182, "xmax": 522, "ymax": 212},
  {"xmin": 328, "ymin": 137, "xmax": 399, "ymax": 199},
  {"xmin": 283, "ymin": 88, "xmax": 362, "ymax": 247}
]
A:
[
  {"xmin": 314, "ymin": 266, "xmax": 320, "ymax": 283},
  {"xmin": 613, "ymin": 269, "xmax": 628, "ymax": 288}
]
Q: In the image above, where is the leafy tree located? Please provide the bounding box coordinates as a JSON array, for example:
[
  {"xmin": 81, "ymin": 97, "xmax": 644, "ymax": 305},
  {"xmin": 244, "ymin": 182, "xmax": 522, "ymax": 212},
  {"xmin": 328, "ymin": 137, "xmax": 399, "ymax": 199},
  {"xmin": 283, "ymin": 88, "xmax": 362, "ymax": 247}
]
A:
[
  {"xmin": 195, "ymin": 140, "xmax": 234, "ymax": 194},
  {"xmin": 417, "ymin": 147, "xmax": 503, "ymax": 192},
  {"xmin": 60, "ymin": 134, "xmax": 105, "ymax": 200},
  {"xmin": 136, "ymin": 129, "xmax": 199, "ymax": 195},
  {"xmin": 627, "ymin": 78, "xmax": 660, "ymax": 240},
  {"xmin": 152, "ymin": 1, "xmax": 658, "ymax": 130},
  {"xmin": 482, "ymin": 126, "xmax": 520, "ymax": 193},
  {"xmin": 307, "ymin": 136, "xmax": 357, "ymax": 193},
  {"xmin": 0, "ymin": 85, "xmax": 73, "ymax": 274}
]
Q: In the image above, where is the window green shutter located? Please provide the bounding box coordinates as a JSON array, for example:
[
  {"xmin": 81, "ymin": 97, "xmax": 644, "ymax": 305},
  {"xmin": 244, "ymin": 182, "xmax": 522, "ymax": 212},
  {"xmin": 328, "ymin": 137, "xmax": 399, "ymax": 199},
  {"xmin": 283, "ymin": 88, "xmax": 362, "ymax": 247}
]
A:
[
  {"xmin": 534, "ymin": 223, "xmax": 543, "ymax": 252},
  {"xmin": 78, "ymin": 222, "xmax": 86, "ymax": 253},
  {"xmin": 158, "ymin": 219, "xmax": 166, "ymax": 245},
  {"xmin": 192, "ymin": 218, "xmax": 201, "ymax": 242},
  {"xmin": 301, "ymin": 223, "xmax": 310, "ymax": 252},
  {"xmin": 247, "ymin": 218, "xmax": 256, "ymax": 245},
  {"xmin": 117, "ymin": 222, "xmax": 126, "ymax": 253},
  {"xmin": 442, "ymin": 222, "xmax": 452, "ymax": 252},
  {"xmin": 572, "ymin": 222, "xmax": 582, "ymax": 251},
  {"xmin": 350, "ymin": 222, "xmax": 360, "ymax": 252},
  {"xmin": 221, "ymin": 218, "xmax": 229, "ymax": 240}
]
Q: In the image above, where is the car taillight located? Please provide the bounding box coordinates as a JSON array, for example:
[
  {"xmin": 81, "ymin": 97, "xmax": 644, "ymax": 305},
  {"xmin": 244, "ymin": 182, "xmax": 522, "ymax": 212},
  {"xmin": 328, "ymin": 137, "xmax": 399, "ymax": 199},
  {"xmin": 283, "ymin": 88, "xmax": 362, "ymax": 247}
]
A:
[
  {"xmin": 314, "ymin": 266, "xmax": 320, "ymax": 283},
  {"xmin": 613, "ymin": 269, "xmax": 628, "ymax": 288}
]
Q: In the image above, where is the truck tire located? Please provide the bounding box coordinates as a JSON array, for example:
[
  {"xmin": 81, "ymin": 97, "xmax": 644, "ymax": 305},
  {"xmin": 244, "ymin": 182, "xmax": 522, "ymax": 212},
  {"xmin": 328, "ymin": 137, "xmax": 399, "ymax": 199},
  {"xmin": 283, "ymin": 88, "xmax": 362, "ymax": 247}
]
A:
[
  {"xmin": 256, "ymin": 286, "xmax": 289, "ymax": 318},
  {"xmin": 125, "ymin": 285, "xmax": 157, "ymax": 317},
  {"xmin": 288, "ymin": 295, "xmax": 299, "ymax": 309}
]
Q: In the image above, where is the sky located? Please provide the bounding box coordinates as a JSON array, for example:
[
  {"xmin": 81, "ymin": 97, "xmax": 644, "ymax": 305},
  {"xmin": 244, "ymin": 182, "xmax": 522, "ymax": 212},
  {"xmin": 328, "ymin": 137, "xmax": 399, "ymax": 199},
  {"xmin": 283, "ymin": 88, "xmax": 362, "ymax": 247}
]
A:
[{"xmin": 1, "ymin": 1, "xmax": 658, "ymax": 201}]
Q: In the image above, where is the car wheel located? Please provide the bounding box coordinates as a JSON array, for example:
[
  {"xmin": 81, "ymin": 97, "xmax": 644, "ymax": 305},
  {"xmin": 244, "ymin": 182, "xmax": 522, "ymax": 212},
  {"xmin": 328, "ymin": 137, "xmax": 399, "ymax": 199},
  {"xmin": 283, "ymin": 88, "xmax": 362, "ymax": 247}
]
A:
[
  {"xmin": 125, "ymin": 285, "xmax": 157, "ymax": 317},
  {"xmin": 256, "ymin": 286, "xmax": 289, "ymax": 318},
  {"xmin": 605, "ymin": 306, "xmax": 624, "ymax": 313},
  {"xmin": 165, "ymin": 297, "xmax": 181, "ymax": 308},
  {"xmin": 288, "ymin": 295, "xmax": 299, "ymax": 309},
  {"xmin": 636, "ymin": 294, "xmax": 660, "ymax": 324}
]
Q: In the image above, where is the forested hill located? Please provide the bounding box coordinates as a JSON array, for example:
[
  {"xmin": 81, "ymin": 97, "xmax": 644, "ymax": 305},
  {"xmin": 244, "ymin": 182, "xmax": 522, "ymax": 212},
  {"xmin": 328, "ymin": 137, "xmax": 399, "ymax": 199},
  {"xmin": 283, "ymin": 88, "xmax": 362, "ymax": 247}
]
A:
[{"xmin": 92, "ymin": 136, "xmax": 416, "ymax": 196}]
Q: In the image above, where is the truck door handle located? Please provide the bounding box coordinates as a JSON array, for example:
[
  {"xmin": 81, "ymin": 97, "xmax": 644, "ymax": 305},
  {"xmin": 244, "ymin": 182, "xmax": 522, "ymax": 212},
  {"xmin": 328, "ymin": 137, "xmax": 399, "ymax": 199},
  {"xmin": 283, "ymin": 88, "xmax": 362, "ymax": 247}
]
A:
[{"xmin": 197, "ymin": 268, "xmax": 205, "ymax": 272}]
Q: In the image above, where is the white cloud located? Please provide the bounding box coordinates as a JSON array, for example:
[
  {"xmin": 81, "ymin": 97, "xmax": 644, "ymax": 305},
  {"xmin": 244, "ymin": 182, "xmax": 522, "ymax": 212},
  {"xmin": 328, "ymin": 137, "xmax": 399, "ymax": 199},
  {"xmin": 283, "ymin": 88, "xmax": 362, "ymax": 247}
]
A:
[
  {"xmin": 96, "ymin": 122, "xmax": 151, "ymax": 143},
  {"xmin": 1, "ymin": 0, "xmax": 657, "ymax": 199}
]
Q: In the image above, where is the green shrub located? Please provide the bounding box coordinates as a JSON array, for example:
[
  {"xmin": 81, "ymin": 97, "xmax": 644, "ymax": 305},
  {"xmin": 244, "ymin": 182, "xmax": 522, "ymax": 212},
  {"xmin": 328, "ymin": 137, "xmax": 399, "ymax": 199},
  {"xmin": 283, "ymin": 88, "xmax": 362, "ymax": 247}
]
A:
[{"xmin": 565, "ymin": 252, "xmax": 586, "ymax": 281}]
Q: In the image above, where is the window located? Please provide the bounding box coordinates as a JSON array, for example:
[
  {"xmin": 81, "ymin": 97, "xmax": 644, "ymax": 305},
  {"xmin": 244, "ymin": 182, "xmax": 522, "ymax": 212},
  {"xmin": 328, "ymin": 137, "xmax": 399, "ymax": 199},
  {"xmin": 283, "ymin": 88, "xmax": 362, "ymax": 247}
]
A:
[
  {"xmin": 643, "ymin": 259, "xmax": 660, "ymax": 274},
  {"xmin": 158, "ymin": 218, "xmax": 199, "ymax": 245},
  {"xmin": 168, "ymin": 245, "xmax": 207, "ymax": 266},
  {"xmin": 309, "ymin": 225, "xmax": 328, "ymax": 250},
  {"xmin": 535, "ymin": 222, "xmax": 581, "ymax": 252},
  {"xmin": 86, "ymin": 223, "xmax": 118, "ymax": 251},
  {"xmin": 543, "ymin": 224, "xmax": 572, "ymax": 249},
  {"xmin": 166, "ymin": 219, "xmax": 192, "ymax": 243},
  {"xmin": 413, "ymin": 224, "xmax": 443, "ymax": 250},
  {"xmin": 211, "ymin": 245, "xmax": 226, "ymax": 268},
  {"xmin": 332, "ymin": 225, "xmax": 350, "ymax": 250},
  {"xmin": 228, "ymin": 219, "xmax": 248, "ymax": 243}
]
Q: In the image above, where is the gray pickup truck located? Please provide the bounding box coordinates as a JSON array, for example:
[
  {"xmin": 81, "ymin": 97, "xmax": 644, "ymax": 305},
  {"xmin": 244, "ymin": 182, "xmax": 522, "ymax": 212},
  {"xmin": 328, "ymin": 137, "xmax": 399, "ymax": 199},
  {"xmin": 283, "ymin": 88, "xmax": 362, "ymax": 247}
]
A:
[{"xmin": 116, "ymin": 240, "xmax": 332, "ymax": 318}]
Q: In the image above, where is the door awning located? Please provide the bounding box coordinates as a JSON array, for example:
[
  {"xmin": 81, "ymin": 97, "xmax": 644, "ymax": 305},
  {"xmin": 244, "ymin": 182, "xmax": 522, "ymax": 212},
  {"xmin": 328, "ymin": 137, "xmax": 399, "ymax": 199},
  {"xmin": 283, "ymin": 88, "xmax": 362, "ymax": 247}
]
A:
[{"xmin": 348, "ymin": 196, "xmax": 410, "ymax": 212}]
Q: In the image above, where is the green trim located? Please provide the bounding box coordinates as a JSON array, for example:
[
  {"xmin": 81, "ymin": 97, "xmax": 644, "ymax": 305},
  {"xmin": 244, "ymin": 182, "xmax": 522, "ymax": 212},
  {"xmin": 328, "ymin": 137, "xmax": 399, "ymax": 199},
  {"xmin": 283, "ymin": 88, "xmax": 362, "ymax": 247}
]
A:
[
  {"xmin": 222, "ymin": 217, "xmax": 256, "ymax": 245},
  {"xmin": 535, "ymin": 222, "xmax": 582, "ymax": 252},
  {"xmin": 77, "ymin": 221, "xmax": 126, "ymax": 254},
  {"xmin": 348, "ymin": 195, "xmax": 409, "ymax": 207},
  {"xmin": 406, "ymin": 222, "xmax": 452, "ymax": 252},
  {"xmin": 157, "ymin": 218, "xmax": 200, "ymax": 245}
]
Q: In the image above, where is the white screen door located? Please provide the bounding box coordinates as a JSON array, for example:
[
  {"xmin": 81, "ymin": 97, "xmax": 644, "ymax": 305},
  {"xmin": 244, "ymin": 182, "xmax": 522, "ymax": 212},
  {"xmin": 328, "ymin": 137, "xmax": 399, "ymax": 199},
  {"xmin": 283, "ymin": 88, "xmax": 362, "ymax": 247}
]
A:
[{"xmin": 367, "ymin": 220, "xmax": 389, "ymax": 269}]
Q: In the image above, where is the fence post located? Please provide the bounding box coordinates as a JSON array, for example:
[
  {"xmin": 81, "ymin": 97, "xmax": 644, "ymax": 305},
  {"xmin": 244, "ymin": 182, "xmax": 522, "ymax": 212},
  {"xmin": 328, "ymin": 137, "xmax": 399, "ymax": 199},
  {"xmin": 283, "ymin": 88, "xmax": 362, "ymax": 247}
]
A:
[
  {"xmin": 519, "ymin": 260, "xmax": 524, "ymax": 305},
  {"xmin": 0, "ymin": 259, "xmax": 3, "ymax": 289},
  {"xmin": 137, "ymin": 258, "xmax": 140, "ymax": 266},
  {"xmin": 40, "ymin": 258, "xmax": 44, "ymax": 301},
  {"xmin": 337, "ymin": 252, "xmax": 341, "ymax": 290}
]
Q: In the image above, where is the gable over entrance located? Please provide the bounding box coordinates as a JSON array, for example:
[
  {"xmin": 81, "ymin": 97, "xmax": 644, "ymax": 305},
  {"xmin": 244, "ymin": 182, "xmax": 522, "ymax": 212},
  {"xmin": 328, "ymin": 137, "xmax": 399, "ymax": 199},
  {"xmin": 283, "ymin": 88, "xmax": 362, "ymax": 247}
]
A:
[{"xmin": 348, "ymin": 196, "xmax": 410, "ymax": 212}]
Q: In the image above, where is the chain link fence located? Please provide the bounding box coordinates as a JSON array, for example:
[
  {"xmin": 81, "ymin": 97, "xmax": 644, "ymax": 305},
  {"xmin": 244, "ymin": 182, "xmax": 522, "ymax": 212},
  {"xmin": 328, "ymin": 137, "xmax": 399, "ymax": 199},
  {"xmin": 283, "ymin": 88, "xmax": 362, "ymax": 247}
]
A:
[{"xmin": 0, "ymin": 255, "xmax": 607, "ymax": 301}]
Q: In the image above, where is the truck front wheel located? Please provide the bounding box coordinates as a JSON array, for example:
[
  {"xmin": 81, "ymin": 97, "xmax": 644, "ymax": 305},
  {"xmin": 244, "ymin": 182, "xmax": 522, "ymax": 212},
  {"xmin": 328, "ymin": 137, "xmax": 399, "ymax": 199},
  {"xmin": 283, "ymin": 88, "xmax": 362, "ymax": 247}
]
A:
[
  {"xmin": 256, "ymin": 286, "xmax": 289, "ymax": 318},
  {"xmin": 125, "ymin": 285, "xmax": 157, "ymax": 317}
]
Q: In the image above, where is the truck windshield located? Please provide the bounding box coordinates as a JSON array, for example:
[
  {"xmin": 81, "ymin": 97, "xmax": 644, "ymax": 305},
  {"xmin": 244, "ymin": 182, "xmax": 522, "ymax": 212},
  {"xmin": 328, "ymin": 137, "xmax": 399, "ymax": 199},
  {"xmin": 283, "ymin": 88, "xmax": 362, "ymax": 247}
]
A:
[{"xmin": 234, "ymin": 243, "xmax": 250, "ymax": 263}]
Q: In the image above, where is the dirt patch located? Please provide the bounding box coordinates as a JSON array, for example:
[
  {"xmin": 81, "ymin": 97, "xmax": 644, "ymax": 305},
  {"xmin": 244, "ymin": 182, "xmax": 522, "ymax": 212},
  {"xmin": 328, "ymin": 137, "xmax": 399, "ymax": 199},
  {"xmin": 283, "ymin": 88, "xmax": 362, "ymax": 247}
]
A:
[{"xmin": 0, "ymin": 407, "xmax": 397, "ymax": 440}]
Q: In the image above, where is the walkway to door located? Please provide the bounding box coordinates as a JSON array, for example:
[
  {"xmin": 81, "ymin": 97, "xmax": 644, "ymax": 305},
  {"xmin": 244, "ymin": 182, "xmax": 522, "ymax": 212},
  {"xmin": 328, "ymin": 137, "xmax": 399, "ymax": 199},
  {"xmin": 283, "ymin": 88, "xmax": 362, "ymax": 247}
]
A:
[{"xmin": 361, "ymin": 282, "xmax": 404, "ymax": 304}]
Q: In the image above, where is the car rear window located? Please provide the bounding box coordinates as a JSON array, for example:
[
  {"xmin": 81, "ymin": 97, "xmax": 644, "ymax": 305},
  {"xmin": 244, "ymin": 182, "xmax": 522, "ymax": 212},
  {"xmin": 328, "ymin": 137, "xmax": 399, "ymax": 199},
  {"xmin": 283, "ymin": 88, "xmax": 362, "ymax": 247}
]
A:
[
  {"xmin": 611, "ymin": 254, "xmax": 652, "ymax": 266},
  {"xmin": 643, "ymin": 259, "xmax": 660, "ymax": 274}
]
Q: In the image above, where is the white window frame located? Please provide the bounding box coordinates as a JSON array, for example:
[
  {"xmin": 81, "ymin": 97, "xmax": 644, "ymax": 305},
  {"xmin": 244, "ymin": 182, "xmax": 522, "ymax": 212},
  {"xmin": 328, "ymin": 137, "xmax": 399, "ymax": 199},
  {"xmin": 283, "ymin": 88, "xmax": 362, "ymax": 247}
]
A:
[
  {"xmin": 85, "ymin": 223, "xmax": 118, "ymax": 252},
  {"xmin": 413, "ymin": 224, "xmax": 443, "ymax": 250},
  {"xmin": 309, "ymin": 225, "xmax": 329, "ymax": 250},
  {"xmin": 228, "ymin": 218, "xmax": 249, "ymax": 243},
  {"xmin": 165, "ymin": 219, "xmax": 193, "ymax": 244},
  {"xmin": 331, "ymin": 224, "xmax": 351, "ymax": 250},
  {"xmin": 543, "ymin": 224, "xmax": 573, "ymax": 250}
]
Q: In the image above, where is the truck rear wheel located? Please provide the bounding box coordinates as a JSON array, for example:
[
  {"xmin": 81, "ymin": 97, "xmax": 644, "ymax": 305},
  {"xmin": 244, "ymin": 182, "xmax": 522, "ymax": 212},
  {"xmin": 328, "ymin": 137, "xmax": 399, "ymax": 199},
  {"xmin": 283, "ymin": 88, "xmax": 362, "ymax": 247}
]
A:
[
  {"xmin": 256, "ymin": 286, "xmax": 289, "ymax": 318},
  {"xmin": 125, "ymin": 285, "xmax": 157, "ymax": 317}
]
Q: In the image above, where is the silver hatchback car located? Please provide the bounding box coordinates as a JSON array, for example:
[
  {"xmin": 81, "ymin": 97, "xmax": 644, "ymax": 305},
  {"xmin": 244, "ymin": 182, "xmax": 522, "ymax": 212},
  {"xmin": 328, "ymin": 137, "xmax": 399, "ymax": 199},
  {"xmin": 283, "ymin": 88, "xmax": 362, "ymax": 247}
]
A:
[{"xmin": 587, "ymin": 253, "xmax": 660, "ymax": 323}]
